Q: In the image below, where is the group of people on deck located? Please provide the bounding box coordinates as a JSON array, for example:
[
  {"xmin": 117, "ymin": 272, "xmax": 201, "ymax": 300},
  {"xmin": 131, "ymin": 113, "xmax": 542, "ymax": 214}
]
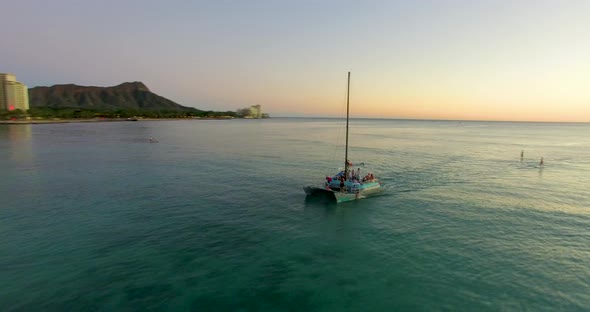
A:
[
  {"xmin": 346, "ymin": 168, "xmax": 372, "ymax": 183},
  {"xmin": 326, "ymin": 167, "xmax": 375, "ymax": 185}
]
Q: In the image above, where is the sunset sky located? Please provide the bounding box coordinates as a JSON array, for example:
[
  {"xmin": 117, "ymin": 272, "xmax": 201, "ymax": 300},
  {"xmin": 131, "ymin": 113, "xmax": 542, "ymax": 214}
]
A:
[{"xmin": 2, "ymin": 0, "xmax": 589, "ymax": 122}]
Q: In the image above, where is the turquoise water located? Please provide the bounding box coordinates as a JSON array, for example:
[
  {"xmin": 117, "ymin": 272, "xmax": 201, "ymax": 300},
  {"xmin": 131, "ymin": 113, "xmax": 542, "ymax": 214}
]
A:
[{"xmin": 1, "ymin": 119, "xmax": 589, "ymax": 311}]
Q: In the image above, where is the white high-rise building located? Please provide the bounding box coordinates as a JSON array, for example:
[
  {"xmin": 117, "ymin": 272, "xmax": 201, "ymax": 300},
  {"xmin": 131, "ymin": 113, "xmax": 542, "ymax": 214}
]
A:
[
  {"xmin": 0, "ymin": 73, "xmax": 29, "ymax": 112},
  {"xmin": 249, "ymin": 105, "xmax": 261, "ymax": 118}
]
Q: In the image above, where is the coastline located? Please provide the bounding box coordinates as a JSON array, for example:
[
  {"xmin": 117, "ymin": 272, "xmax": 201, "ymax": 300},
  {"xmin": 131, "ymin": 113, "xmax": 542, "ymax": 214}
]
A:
[
  {"xmin": 0, "ymin": 118, "xmax": 139, "ymax": 125},
  {"xmin": 0, "ymin": 117, "xmax": 266, "ymax": 125}
]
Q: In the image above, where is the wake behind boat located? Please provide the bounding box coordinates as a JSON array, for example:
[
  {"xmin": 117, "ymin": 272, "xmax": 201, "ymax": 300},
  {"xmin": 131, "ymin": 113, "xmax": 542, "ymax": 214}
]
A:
[{"xmin": 304, "ymin": 72, "xmax": 383, "ymax": 203}]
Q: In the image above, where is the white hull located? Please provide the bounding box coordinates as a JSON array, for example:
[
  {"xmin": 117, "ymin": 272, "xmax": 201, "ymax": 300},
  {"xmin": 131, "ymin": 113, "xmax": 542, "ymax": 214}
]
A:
[{"xmin": 305, "ymin": 180, "xmax": 383, "ymax": 203}]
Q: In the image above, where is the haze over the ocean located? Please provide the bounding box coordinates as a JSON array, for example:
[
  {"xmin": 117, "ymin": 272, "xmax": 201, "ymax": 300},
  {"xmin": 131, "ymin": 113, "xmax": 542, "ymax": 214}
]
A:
[{"xmin": 2, "ymin": 0, "xmax": 589, "ymax": 121}]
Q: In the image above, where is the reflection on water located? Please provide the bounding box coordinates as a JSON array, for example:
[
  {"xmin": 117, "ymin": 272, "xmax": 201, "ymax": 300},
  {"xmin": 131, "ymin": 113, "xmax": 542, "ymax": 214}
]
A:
[
  {"xmin": 0, "ymin": 125, "xmax": 38, "ymax": 195},
  {"xmin": 4, "ymin": 125, "xmax": 33, "ymax": 163}
]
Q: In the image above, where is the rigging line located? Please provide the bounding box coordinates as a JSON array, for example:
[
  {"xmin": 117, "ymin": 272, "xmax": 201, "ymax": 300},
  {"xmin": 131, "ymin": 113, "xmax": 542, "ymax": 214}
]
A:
[
  {"xmin": 331, "ymin": 103, "xmax": 345, "ymax": 163},
  {"xmin": 330, "ymin": 76, "xmax": 349, "ymax": 170}
]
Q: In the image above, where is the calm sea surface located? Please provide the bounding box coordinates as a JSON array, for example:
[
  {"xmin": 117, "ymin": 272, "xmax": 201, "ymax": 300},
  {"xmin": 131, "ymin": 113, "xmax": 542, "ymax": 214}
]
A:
[{"xmin": 1, "ymin": 118, "xmax": 589, "ymax": 311}]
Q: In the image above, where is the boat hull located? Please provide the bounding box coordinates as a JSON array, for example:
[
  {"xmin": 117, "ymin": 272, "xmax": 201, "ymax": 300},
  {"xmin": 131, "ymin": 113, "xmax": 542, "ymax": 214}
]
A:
[
  {"xmin": 303, "ymin": 186, "xmax": 337, "ymax": 201},
  {"xmin": 304, "ymin": 186, "xmax": 334, "ymax": 196},
  {"xmin": 304, "ymin": 181, "xmax": 383, "ymax": 203}
]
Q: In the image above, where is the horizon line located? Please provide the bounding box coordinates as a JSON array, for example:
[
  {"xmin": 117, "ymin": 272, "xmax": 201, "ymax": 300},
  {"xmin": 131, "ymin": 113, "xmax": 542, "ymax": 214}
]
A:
[{"xmin": 266, "ymin": 116, "xmax": 590, "ymax": 124}]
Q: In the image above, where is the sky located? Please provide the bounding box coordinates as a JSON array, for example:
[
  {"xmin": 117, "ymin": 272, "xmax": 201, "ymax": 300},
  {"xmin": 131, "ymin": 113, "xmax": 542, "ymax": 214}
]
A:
[{"xmin": 2, "ymin": 0, "xmax": 589, "ymax": 122}]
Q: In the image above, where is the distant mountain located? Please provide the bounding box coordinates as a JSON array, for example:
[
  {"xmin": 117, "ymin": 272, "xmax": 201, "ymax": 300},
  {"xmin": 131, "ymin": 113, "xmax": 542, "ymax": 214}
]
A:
[{"xmin": 29, "ymin": 82, "xmax": 199, "ymax": 112}]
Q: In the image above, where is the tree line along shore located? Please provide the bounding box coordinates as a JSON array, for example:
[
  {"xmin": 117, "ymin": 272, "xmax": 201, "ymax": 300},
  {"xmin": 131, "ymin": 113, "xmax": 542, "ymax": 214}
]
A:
[{"xmin": 1, "ymin": 107, "xmax": 269, "ymax": 122}]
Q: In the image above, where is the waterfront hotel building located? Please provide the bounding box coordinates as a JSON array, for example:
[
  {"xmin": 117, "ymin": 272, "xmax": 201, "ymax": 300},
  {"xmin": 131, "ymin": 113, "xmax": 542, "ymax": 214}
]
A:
[{"xmin": 0, "ymin": 73, "xmax": 29, "ymax": 112}]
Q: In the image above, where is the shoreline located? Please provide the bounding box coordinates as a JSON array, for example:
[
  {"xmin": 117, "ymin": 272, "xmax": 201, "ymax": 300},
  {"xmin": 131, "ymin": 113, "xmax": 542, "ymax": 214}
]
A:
[
  {"xmin": 0, "ymin": 118, "xmax": 139, "ymax": 125},
  {"xmin": 0, "ymin": 117, "xmax": 267, "ymax": 125}
]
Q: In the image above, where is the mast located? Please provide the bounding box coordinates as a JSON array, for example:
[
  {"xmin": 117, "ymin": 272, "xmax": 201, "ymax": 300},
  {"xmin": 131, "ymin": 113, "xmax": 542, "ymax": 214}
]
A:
[{"xmin": 344, "ymin": 71, "xmax": 350, "ymax": 179}]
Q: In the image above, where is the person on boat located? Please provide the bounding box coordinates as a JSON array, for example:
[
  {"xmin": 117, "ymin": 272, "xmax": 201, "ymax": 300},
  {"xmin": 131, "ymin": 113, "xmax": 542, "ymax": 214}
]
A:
[
  {"xmin": 326, "ymin": 176, "xmax": 332, "ymax": 183},
  {"xmin": 339, "ymin": 176, "xmax": 345, "ymax": 189}
]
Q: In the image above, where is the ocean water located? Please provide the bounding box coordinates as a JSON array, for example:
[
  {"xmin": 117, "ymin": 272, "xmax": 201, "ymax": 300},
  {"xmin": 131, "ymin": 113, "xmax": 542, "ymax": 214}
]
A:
[{"xmin": 1, "ymin": 118, "xmax": 589, "ymax": 311}]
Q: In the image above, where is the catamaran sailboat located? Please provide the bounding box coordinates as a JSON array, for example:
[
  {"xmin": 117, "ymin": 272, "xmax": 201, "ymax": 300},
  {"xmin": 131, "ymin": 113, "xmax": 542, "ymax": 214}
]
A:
[{"xmin": 303, "ymin": 72, "xmax": 383, "ymax": 203}]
